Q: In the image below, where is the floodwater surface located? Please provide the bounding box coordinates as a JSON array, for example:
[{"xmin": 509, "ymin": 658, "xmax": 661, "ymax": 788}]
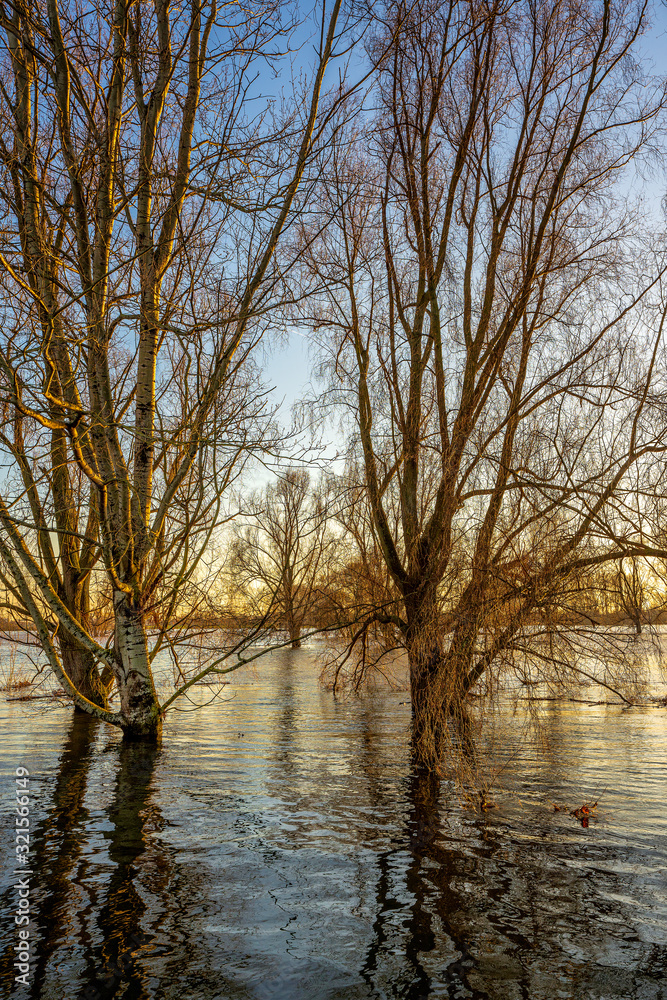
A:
[{"xmin": 0, "ymin": 648, "xmax": 666, "ymax": 999}]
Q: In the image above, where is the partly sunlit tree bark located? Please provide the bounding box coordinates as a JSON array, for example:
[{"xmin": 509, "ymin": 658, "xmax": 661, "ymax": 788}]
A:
[
  {"xmin": 298, "ymin": 0, "xmax": 667, "ymax": 766},
  {"xmin": 0, "ymin": 0, "xmax": 349, "ymax": 738}
]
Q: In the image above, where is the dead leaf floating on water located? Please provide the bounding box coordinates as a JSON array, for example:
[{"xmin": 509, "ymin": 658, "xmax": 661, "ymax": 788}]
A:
[
  {"xmin": 551, "ymin": 800, "xmax": 599, "ymax": 827},
  {"xmin": 570, "ymin": 801, "xmax": 598, "ymax": 828}
]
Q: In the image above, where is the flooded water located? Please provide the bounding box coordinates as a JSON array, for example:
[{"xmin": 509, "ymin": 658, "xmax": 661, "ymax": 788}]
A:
[{"xmin": 0, "ymin": 648, "xmax": 666, "ymax": 999}]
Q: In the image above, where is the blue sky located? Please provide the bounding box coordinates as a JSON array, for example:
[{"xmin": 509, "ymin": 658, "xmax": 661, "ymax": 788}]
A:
[{"xmin": 264, "ymin": 1, "xmax": 667, "ymax": 437}]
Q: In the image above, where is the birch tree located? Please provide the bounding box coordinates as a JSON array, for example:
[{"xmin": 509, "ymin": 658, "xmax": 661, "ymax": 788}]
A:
[{"xmin": 0, "ymin": 0, "xmax": 349, "ymax": 738}]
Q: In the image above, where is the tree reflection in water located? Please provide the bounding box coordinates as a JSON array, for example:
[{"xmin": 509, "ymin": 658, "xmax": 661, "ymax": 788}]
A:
[
  {"xmin": 360, "ymin": 767, "xmax": 440, "ymax": 999},
  {"xmin": 0, "ymin": 712, "xmax": 98, "ymax": 997},
  {"xmin": 355, "ymin": 712, "xmax": 486, "ymax": 1000},
  {"xmin": 78, "ymin": 740, "xmax": 161, "ymax": 1000},
  {"xmin": 0, "ymin": 718, "xmax": 163, "ymax": 1000},
  {"xmin": 353, "ymin": 711, "xmax": 665, "ymax": 1000},
  {"xmin": 0, "ymin": 653, "xmax": 665, "ymax": 999}
]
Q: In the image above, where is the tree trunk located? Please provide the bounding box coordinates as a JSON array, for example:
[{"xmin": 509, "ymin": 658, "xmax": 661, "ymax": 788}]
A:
[
  {"xmin": 406, "ymin": 595, "xmax": 477, "ymax": 768},
  {"xmin": 408, "ymin": 638, "xmax": 445, "ymax": 769},
  {"xmin": 59, "ymin": 637, "xmax": 110, "ymax": 710},
  {"xmin": 284, "ymin": 598, "xmax": 302, "ymax": 649},
  {"xmin": 56, "ymin": 538, "xmax": 110, "ymax": 709},
  {"xmin": 113, "ymin": 592, "xmax": 162, "ymax": 741},
  {"xmin": 288, "ymin": 619, "xmax": 302, "ymax": 649},
  {"xmin": 405, "ymin": 592, "xmax": 450, "ymax": 768}
]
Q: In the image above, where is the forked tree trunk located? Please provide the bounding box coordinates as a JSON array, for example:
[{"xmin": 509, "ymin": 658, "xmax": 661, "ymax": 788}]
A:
[
  {"xmin": 57, "ymin": 574, "xmax": 110, "ymax": 710},
  {"xmin": 59, "ymin": 637, "xmax": 110, "ymax": 710},
  {"xmin": 113, "ymin": 592, "xmax": 162, "ymax": 740}
]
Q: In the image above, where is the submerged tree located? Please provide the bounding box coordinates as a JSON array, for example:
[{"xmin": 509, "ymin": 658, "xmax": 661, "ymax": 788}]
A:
[
  {"xmin": 616, "ymin": 558, "xmax": 647, "ymax": 634},
  {"xmin": 0, "ymin": 0, "xmax": 349, "ymax": 738},
  {"xmin": 231, "ymin": 469, "xmax": 335, "ymax": 647},
  {"xmin": 298, "ymin": 0, "xmax": 667, "ymax": 765}
]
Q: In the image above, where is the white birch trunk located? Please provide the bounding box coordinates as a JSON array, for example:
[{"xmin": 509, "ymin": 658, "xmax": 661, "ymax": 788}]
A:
[{"xmin": 113, "ymin": 592, "xmax": 162, "ymax": 740}]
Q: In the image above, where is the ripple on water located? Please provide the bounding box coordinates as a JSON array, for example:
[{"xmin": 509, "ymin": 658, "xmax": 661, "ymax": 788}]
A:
[{"xmin": 0, "ymin": 648, "xmax": 666, "ymax": 1000}]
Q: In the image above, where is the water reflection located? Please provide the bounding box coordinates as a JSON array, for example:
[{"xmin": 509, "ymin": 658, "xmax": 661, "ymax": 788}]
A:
[
  {"xmin": 357, "ymin": 750, "xmax": 667, "ymax": 1000},
  {"xmin": 32, "ymin": 714, "xmax": 100, "ymax": 998},
  {"xmin": 78, "ymin": 740, "xmax": 161, "ymax": 1000},
  {"xmin": 0, "ymin": 713, "xmax": 98, "ymax": 996},
  {"xmin": 273, "ymin": 650, "xmax": 300, "ymax": 775},
  {"xmin": 0, "ymin": 718, "xmax": 163, "ymax": 1000},
  {"xmin": 360, "ymin": 769, "xmax": 441, "ymax": 1000},
  {"xmin": 0, "ymin": 651, "xmax": 665, "ymax": 999}
]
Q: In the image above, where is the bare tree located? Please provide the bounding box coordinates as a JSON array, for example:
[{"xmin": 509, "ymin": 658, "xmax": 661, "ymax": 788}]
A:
[
  {"xmin": 297, "ymin": 0, "xmax": 667, "ymax": 765},
  {"xmin": 610, "ymin": 463, "xmax": 664, "ymax": 633},
  {"xmin": 0, "ymin": 0, "xmax": 350, "ymax": 738},
  {"xmin": 616, "ymin": 558, "xmax": 647, "ymax": 634},
  {"xmin": 322, "ymin": 458, "xmax": 410, "ymax": 683},
  {"xmin": 231, "ymin": 469, "xmax": 335, "ymax": 647}
]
